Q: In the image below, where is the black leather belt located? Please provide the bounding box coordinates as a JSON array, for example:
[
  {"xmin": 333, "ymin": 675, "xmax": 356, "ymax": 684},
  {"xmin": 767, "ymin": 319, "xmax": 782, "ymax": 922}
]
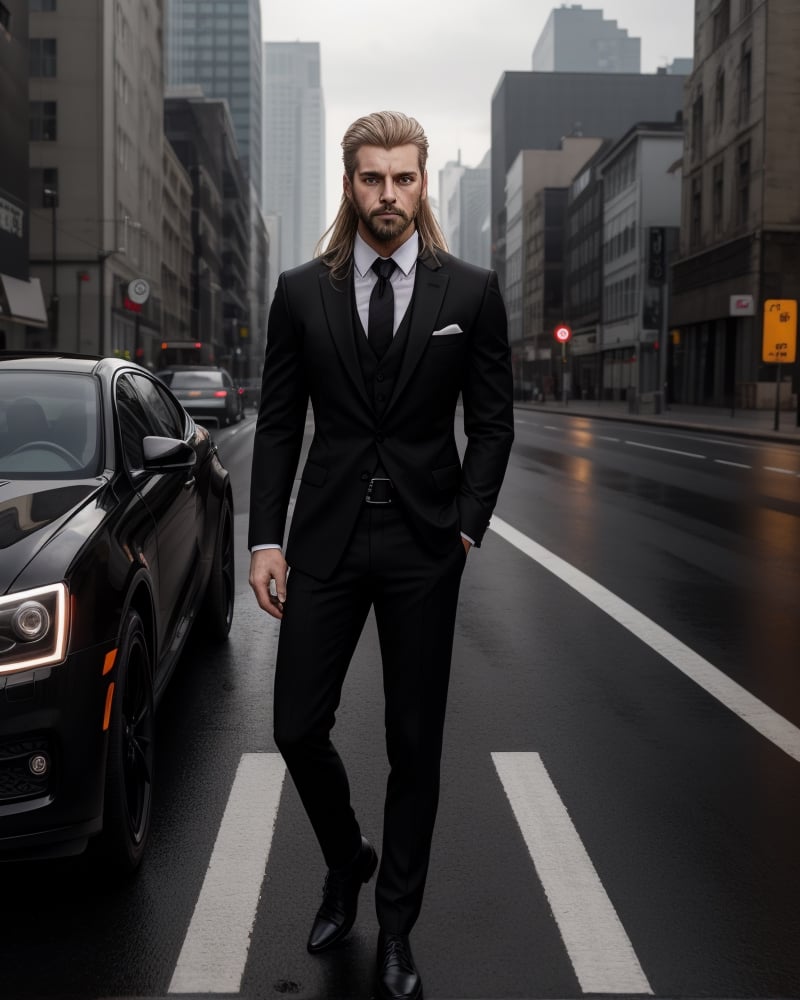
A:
[{"xmin": 365, "ymin": 477, "xmax": 395, "ymax": 505}]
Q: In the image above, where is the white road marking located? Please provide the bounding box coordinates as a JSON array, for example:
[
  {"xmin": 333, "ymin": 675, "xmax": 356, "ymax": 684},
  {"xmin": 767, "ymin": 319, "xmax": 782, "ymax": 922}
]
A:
[
  {"xmin": 598, "ymin": 435, "xmax": 621, "ymax": 443},
  {"xmin": 168, "ymin": 753, "xmax": 286, "ymax": 994},
  {"xmin": 714, "ymin": 459, "xmax": 751, "ymax": 469},
  {"xmin": 764, "ymin": 466, "xmax": 797, "ymax": 476},
  {"xmin": 490, "ymin": 517, "xmax": 800, "ymax": 763},
  {"xmin": 625, "ymin": 440, "xmax": 706, "ymax": 459},
  {"xmin": 492, "ymin": 751, "xmax": 652, "ymax": 995}
]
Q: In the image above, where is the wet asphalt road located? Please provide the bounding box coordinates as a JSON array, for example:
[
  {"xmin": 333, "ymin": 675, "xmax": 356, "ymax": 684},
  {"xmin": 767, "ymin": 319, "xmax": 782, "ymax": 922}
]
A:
[{"xmin": 3, "ymin": 406, "xmax": 799, "ymax": 1000}]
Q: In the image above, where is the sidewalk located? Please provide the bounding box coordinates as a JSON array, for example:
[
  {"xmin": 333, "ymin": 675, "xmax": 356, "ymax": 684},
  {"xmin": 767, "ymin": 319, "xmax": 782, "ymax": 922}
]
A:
[{"xmin": 514, "ymin": 396, "xmax": 800, "ymax": 444}]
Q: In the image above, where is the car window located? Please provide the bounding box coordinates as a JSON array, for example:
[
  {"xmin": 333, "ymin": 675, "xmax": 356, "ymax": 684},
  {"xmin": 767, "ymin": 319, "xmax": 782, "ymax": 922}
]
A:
[
  {"xmin": 0, "ymin": 372, "xmax": 101, "ymax": 478},
  {"xmin": 130, "ymin": 374, "xmax": 186, "ymax": 439},
  {"xmin": 168, "ymin": 370, "xmax": 225, "ymax": 388},
  {"xmin": 115, "ymin": 375, "xmax": 157, "ymax": 471}
]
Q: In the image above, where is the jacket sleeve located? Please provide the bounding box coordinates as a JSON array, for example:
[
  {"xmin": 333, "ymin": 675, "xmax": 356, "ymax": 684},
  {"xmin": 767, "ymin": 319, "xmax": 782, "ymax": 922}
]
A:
[
  {"xmin": 247, "ymin": 272, "xmax": 309, "ymax": 550},
  {"xmin": 457, "ymin": 269, "xmax": 514, "ymax": 545}
]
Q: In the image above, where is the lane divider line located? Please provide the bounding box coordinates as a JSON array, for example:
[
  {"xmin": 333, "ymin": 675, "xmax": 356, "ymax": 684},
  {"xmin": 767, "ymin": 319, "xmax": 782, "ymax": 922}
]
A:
[
  {"xmin": 492, "ymin": 751, "xmax": 652, "ymax": 995},
  {"xmin": 168, "ymin": 752, "xmax": 286, "ymax": 994},
  {"xmin": 490, "ymin": 516, "xmax": 800, "ymax": 763}
]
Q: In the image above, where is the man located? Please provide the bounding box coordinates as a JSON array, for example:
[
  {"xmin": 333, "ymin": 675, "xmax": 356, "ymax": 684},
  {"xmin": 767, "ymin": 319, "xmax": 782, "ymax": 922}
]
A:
[{"xmin": 249, "ymin": 110, "xmax": 513, "ymax": 1000}]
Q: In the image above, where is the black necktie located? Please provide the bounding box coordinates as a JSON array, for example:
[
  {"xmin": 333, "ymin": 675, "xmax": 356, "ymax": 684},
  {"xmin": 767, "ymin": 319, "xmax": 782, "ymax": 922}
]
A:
[{"xmin": 368, "ymin": 258, "xmax": 397, "ymax": 358}]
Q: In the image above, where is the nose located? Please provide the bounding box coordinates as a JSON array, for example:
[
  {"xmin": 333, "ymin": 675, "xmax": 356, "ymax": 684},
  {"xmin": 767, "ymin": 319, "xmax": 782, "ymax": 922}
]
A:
[{"xmin": 380, "ymin": 179, "xmax": 396, "ymax": 203}]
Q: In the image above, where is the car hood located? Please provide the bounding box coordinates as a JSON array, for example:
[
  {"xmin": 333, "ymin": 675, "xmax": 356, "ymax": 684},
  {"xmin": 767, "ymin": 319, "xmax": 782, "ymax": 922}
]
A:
[{"xmin": 0, "ymin": 478, "xmax": 106, "ymax": 594}]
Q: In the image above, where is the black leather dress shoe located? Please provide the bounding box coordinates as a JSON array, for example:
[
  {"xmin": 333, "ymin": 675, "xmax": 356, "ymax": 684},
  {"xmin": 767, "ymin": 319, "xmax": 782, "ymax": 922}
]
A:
[
  {"xmin": 375, "ymin": 933, "xmax": 423, "ymax": 1000},
  {"xmin": 306, "ymin": 836, "xmax": 378, "ymax": 954}
]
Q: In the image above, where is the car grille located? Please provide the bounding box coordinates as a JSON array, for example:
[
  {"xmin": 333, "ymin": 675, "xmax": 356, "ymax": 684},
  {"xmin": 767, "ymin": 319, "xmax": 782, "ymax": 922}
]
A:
[{"xmin": 0, "ymin": 735, "xmax": 53, "ymax": 802}]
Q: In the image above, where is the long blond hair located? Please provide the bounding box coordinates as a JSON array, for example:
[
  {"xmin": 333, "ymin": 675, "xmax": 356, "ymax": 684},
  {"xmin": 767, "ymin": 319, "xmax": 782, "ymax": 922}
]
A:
[{"xmin": 315, "ymin": 111, "xmax": 448, "ymax": 278}]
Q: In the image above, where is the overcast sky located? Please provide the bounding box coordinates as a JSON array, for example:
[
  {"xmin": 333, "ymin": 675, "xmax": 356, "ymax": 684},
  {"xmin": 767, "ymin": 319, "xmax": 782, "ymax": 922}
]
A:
[{"xmin": 262, "ymin": 0, "xmax": 696, "ymax": 222}]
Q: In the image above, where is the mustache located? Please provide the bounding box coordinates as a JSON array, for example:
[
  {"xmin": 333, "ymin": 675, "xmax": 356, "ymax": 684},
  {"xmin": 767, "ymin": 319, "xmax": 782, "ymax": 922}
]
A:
[{"xmin": 371, "ymin": 207, "xmax": 408, "ymax": 220}]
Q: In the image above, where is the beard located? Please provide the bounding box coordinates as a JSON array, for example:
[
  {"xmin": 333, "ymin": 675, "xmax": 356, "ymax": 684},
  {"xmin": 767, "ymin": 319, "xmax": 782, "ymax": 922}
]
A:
[{"xmin": 359, "ymin": 202, "xmax": 417, "ymax": 244}]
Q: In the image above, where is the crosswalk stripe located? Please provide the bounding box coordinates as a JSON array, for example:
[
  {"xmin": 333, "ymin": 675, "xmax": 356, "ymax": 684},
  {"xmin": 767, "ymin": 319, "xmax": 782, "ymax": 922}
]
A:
[
  {"xmin": 492, "ymin": 751, "xmax": 652, "ymax": 995},
  {"xmin": 168, "ymin": 753, "xmax": 286, "ymax": 994},
  {"xmin": 490, "ymin": 516, "xmax": 800, "ymax": 763}
]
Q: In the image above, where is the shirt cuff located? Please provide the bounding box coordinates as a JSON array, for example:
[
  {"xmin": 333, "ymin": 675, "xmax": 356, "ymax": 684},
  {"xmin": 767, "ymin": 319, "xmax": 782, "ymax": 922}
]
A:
[{"xmin": 251, "ymin": 543, "xmax": 282, "ymax": 552}]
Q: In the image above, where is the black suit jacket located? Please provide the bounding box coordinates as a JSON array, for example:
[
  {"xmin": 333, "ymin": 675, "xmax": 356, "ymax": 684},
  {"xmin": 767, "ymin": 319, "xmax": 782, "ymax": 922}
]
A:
[{"xmin": 248, "ymin": 248, "xmax": 514, "ymax": 581}]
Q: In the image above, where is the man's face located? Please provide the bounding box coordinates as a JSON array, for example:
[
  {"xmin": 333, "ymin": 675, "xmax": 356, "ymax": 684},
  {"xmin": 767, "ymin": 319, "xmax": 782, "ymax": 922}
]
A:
[{"xmin": 344, "ymin": 144, "xmax": 428, "ymax": 254}]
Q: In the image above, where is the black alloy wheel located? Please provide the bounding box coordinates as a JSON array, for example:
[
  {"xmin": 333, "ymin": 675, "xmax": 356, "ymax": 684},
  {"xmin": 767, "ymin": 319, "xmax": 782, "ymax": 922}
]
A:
[
  {"xmin": 199, "ymin": 496, "xmax": 235, "ymax": 642},
  {"xmin": 94, "ymin": 608, "xmax": 155, "ymax": 875}
]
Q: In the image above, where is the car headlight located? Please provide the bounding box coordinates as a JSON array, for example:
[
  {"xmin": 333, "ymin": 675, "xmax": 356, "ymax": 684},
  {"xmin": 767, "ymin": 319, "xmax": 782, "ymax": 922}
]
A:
[{"xmin": 0, "ymin": 583, "xmax": 69, "ymax": 674}]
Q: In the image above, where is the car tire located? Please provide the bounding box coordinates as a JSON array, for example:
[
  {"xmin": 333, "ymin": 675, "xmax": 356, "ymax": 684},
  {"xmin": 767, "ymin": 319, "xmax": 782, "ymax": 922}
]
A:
[
  {"xmin": 93, "ymin": 608, "xmax": 155, "ymax": 875},
  {"xmin": 199, "ymin": 496, "xmax": 235, "ymax": 642}
]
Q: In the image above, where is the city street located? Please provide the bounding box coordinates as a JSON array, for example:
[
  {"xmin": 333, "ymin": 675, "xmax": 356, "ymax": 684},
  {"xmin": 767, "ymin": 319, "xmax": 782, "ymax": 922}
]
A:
[{"xmin": 3, "ymin": 406, "xmax": 799, "ymax": 1000}]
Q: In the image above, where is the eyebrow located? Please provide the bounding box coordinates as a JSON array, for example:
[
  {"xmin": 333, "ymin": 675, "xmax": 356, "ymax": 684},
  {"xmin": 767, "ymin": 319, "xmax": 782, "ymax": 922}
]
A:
[{"xmin": 359, "ymin": 169, "xmax": 418, "ymax": 179}]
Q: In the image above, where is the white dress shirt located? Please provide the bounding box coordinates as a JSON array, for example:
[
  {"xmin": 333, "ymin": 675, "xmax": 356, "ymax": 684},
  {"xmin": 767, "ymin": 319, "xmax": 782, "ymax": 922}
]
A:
[{"xmin": 353, "ymin": 229, "xmax": 419, "ymax": 335}]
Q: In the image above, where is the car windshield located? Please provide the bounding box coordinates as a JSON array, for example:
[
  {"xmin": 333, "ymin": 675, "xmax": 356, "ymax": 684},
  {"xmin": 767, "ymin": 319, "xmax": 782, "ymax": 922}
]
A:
[
  {"xmin": 166, "ymin": 371, "xmax": 226, "ymax": 388},
  {"xmin": 0, "ymin": 372, "xmax": 102, "ymax": 478}
]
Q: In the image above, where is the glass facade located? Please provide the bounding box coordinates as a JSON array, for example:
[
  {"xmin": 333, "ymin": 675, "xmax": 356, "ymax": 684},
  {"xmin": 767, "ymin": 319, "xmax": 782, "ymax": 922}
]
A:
[{"xmin": 166, "ymin": 0, "xmax": 262, "ymax": 194}]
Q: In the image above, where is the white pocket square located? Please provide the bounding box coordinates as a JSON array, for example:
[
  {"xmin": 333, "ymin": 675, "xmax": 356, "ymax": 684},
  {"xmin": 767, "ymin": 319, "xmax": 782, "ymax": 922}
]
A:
[{"xmin": 431, "ymin": 324, "xmax": 463, "ymax": 337}]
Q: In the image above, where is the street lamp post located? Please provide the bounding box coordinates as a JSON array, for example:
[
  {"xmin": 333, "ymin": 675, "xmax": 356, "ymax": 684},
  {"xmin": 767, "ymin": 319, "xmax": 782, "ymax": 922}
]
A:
[{"xmin": 43, "ymin": 185, "xmax": 59, "ymax": 346}]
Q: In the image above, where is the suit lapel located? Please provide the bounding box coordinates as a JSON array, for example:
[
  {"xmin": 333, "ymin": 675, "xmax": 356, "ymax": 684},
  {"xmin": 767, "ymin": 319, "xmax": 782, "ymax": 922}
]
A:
[
  {"xmin": 386, "ymin": 254, "xmax": 448, "ymax": 416},
  {"xmin": 318, "ymin": 268, "xmax": 372, "ymax": 408}
]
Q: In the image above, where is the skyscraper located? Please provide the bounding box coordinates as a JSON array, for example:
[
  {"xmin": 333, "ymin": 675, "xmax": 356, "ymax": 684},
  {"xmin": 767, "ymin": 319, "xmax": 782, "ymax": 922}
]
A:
[
  {"xmin": 166, "ymin": 0, "xmax": 263, "ymax": 192},
  {"xmin": 262, "ymin": 41, "xmax": 325, "ymax": 276},
  {"xmin": 532, "ymin": 5, "xmax": 641, "ymax": 73}
]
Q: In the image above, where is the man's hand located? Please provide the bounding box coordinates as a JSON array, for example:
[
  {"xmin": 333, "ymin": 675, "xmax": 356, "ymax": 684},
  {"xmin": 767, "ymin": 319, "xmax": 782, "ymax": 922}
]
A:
[
  {"xmin": 249, "ymin": 548, "xmax": 288, "ymax": 620},
  {"xmin": 461, "ymin": 536, "xmax": 472, "ymax": 555}
]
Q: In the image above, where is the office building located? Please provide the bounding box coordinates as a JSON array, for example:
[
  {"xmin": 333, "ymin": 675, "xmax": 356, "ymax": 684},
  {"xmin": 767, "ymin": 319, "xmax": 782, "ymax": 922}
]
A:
[
  {"xmin": 27, "ymin": 0, "xmax": 165, "ymax": 361},
  {"xmin": 671, "ymin": 0, "xmax": 799, "ymax": 410},
  {"xmin": 504, "ymin": 137, "xmax": 604, "ymax": 400},
  {"xmin": 532, "ymin": 4, "xmax": 641, "ymax": 73},
  {"xmin": 0, "ymin": 0, "xmax": 48, "ymax": 344},
  {"xmin": 164, "ymin": 91, "xmax": 250, "ymax": 371},
  {"xmin": 262, "ymin": 41, "xmax": 325, "ymax": 277},
  {"xmin": 597, "ymin": 122, "xmax": 683, "ymax": 403},
  {"xmin": 491, "ymin": 70, "xmax": 688, "ymax": 282},
  {"xmin": 166, "ymin": 0, "xmax": 263, "ymax": 193}
]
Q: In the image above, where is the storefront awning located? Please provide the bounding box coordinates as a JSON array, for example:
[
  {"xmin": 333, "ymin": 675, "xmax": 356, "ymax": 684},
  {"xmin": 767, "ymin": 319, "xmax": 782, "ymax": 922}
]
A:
[{"xmin": 0, "ymin": 273, "xmax": 48, "ymax": 328}]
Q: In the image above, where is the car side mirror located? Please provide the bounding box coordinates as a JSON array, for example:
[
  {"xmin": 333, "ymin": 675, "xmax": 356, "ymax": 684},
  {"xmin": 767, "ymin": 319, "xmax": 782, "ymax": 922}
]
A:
[{"xmin": 142, "ymin": 436, "xmax": 197, "ymax": 471}]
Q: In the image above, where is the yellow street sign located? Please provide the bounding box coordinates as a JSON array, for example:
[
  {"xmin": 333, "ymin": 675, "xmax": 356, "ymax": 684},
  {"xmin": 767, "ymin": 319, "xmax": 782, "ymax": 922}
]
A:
[{"xmin": 762, "ymin": 299, "xmax": 797, "ymax": 363}]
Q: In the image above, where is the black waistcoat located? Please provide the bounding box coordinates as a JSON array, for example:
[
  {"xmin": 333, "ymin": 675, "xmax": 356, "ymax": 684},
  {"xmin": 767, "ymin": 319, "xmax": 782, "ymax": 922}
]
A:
[{"xmin": 353, "ymin": 288, "xmax": 414, "ymax": 476}]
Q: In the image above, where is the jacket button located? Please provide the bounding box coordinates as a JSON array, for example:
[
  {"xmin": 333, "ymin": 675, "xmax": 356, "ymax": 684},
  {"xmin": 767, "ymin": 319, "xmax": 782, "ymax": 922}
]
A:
[
  {"xmin": 376, "ymin": 433, "xmax": 384, "ymax": 443},
  {"xmin": 376, "ymin": 393, "xmax": 385, "ymax": 402},
  {"xmin": 360, "ymin": 471, "xmax": 370, "ymax": 481},
  {"xmin": 376, "ymin": 372, "xmax": 385, "ymax": 382}
]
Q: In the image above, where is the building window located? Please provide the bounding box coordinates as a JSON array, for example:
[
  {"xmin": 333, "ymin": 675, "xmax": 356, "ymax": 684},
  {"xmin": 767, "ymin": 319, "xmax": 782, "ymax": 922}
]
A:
[
  {"xmin": 691, "ymin": 89, "xmax": 704, "ymax": 161},
  {"xmin": 712, "ymin": 0, "xmax": 731, "ymax": 48},
  {"xmin": 712, "ymin": 161, "xmax": 724, "ymax": 233},
  {"xmin": 0, "ymin": 2, "xmax": 10, "ymax": 31},
  {"xmin": 30, "ymin": 166, "xmax": 59, "ymax": 207},
  {"xmin": 30, "ymin": 101, "xmax": 57, "ymax": 141},
  {"xmin": 714, "ymin": 70, "xmax": 725, "ymax": 130},
  {"xmin": 30, "ymin": 0, "xmax": 57, "ymax": 8},
  {"xmin": 737, "ymin": 141, "xmax": 750, "ymax": 226},
  {"xmin": 30, "ymin": 38, "xmax": 57, "ymax": 76},
  {"xmin": 690, "ymin": 176, "xmax": 702, "ymax": 248},
  {"xmin": 738, "ymin": 39, "xmax": 752, "ymax": 123}
]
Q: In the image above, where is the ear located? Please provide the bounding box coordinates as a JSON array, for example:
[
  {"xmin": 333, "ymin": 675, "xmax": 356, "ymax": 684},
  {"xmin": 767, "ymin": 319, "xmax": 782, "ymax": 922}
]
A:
[
  {"xmin": 343, "ymin": 172, "xmax": 352, "ymax": 201},
  {"xmin": 421, "ymin": 170, "xmax": 428, "ymax": 201}
]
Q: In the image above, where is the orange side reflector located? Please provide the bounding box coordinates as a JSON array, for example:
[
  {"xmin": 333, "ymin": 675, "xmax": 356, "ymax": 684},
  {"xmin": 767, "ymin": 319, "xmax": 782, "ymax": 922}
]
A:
[
  {"xmin": 102, "ymin": 682, "xmax": 115, "ymax": 731},
  {"xmin": 103, "ymin": 649, "xmax": 117, "ymax": 675}
]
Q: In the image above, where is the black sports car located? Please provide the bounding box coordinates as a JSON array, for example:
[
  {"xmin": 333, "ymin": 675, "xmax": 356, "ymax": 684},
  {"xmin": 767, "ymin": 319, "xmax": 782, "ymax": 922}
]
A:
[{"xmin": 0, "ymin": 352, "xmax": 235, "ymax": 873}]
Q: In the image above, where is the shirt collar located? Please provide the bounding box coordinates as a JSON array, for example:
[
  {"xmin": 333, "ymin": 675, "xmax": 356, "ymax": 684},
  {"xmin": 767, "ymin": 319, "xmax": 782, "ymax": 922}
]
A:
[{"xmin": 354, "ymin": 230, "xmax": 420, "ymax": 278}]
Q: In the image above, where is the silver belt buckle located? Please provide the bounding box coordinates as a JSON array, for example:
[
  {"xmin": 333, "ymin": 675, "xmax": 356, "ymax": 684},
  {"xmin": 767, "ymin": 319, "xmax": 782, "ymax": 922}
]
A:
[{"xmin": 365, "ymin": 477, "xmax": 392, "ymax": 505}]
